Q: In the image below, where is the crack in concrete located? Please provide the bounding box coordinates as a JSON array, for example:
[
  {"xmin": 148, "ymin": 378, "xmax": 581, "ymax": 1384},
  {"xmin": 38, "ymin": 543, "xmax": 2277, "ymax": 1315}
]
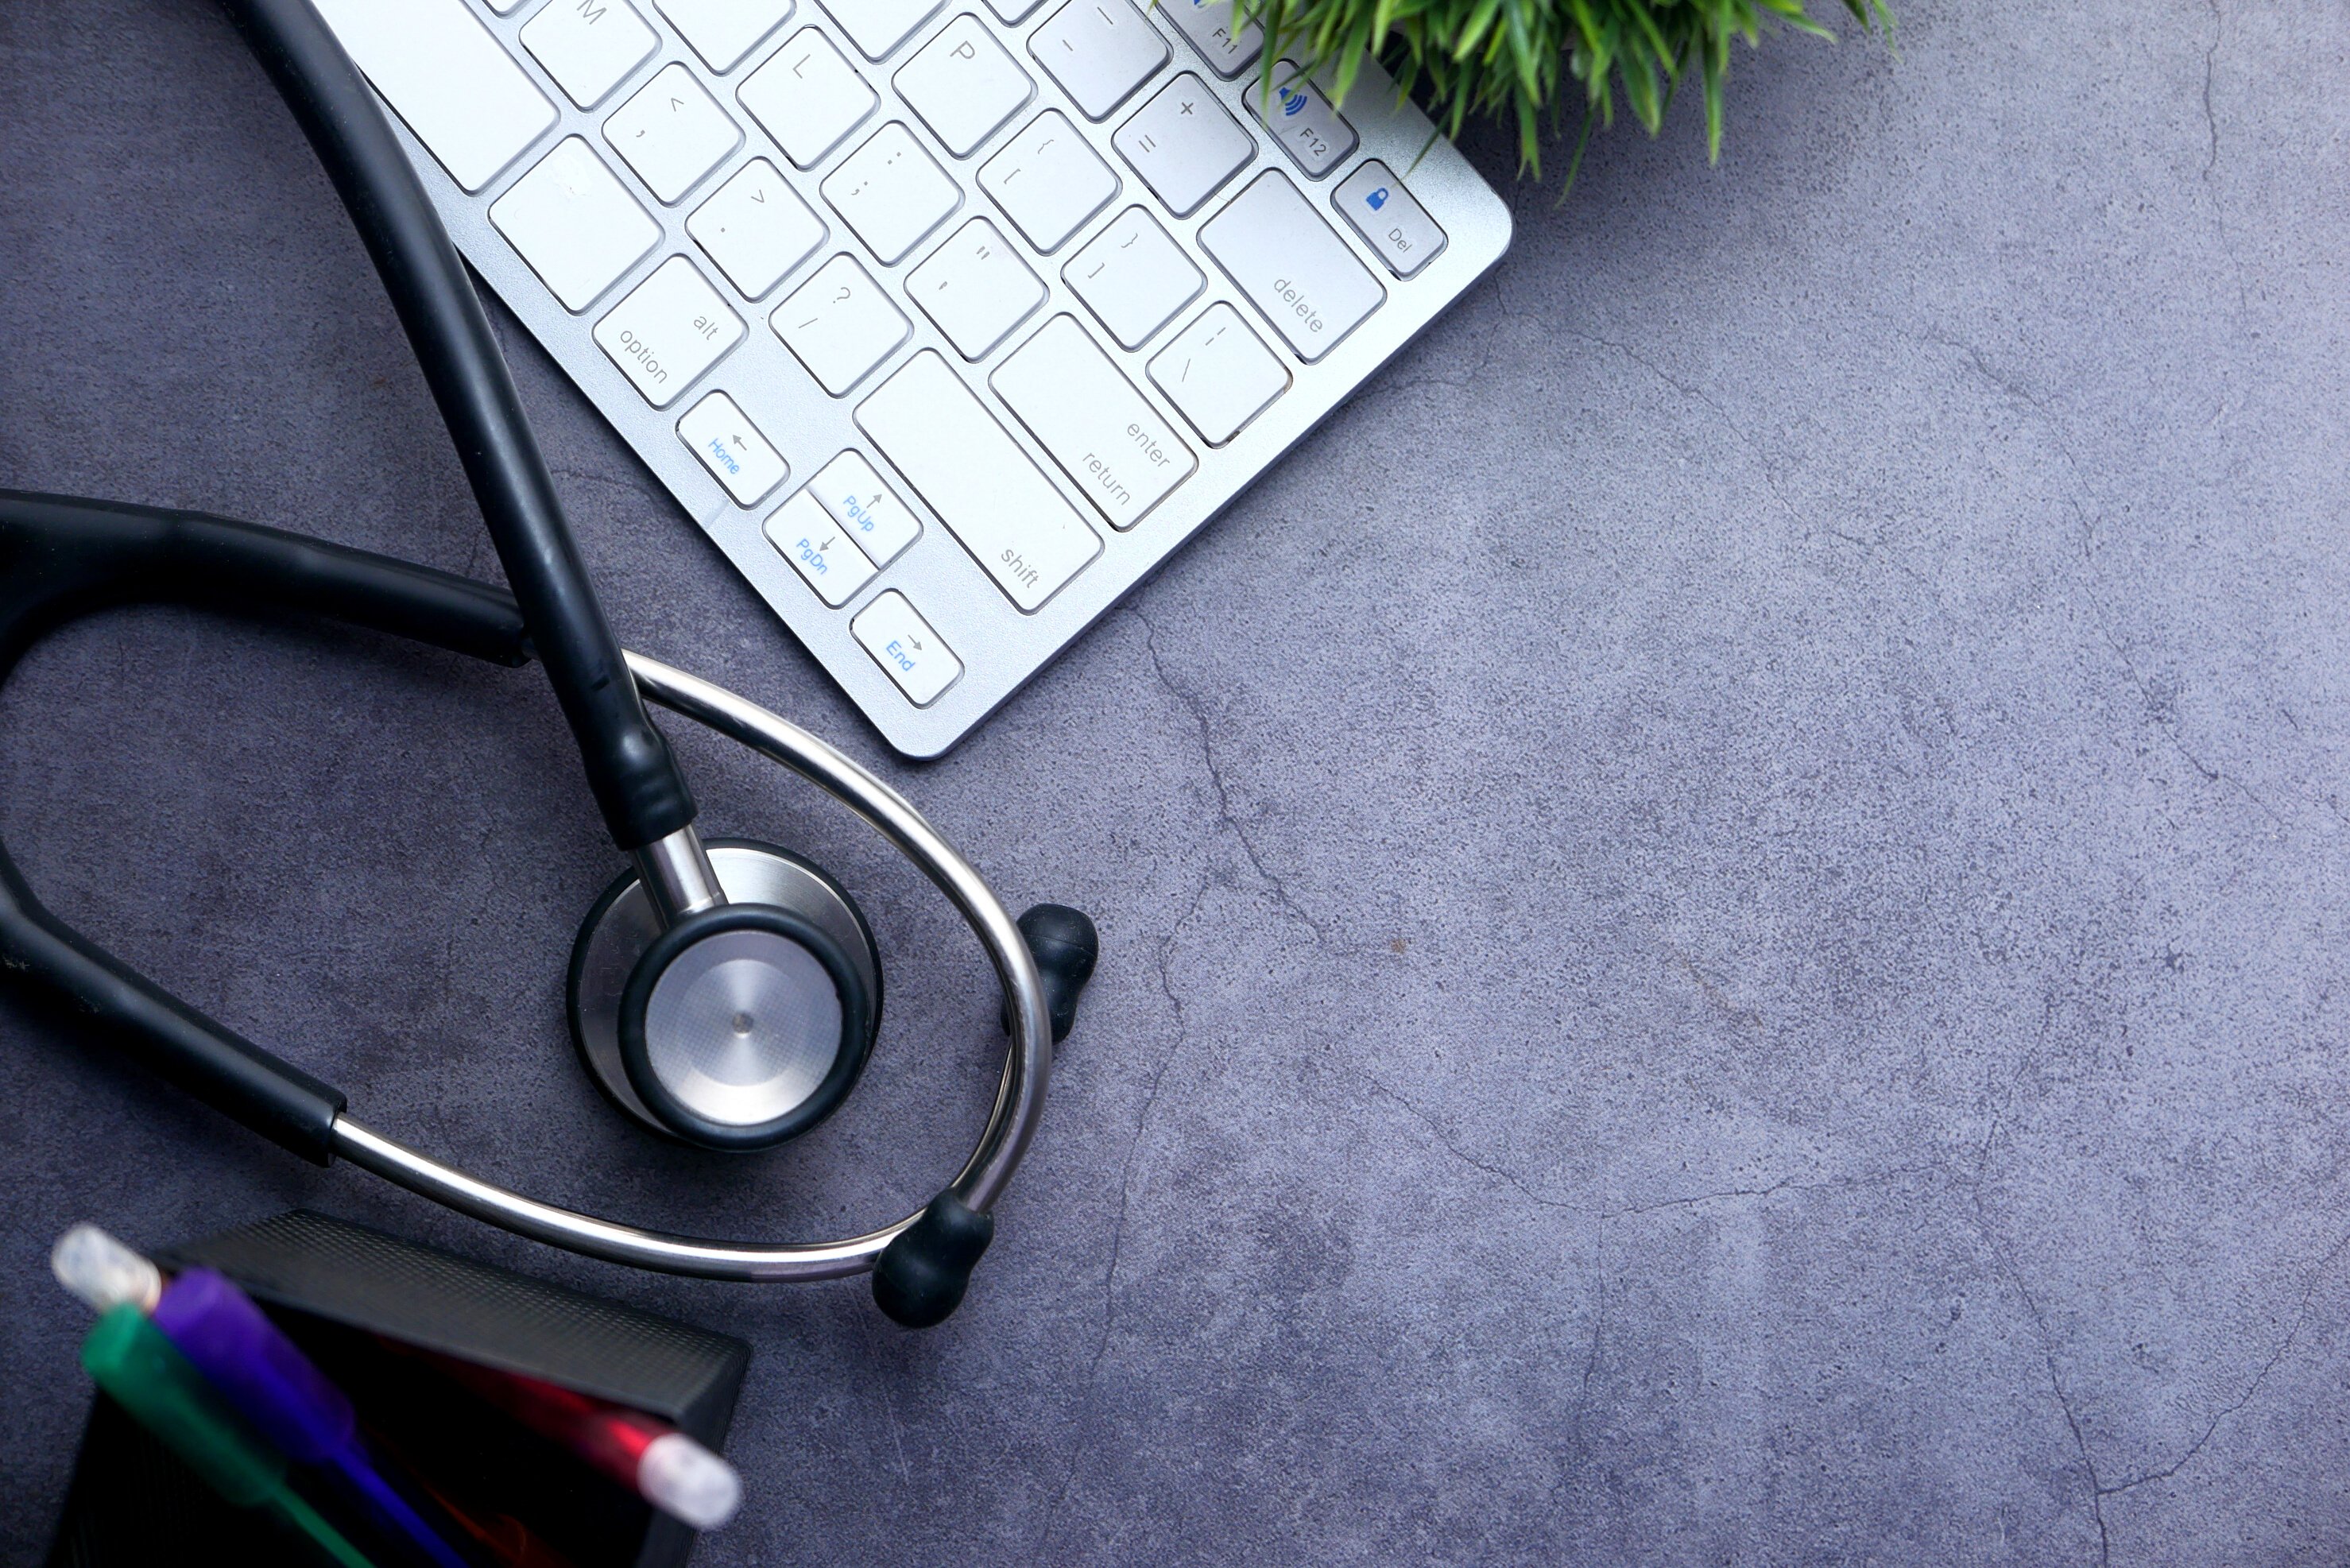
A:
[
  {"xmin": 1368, "ymin": 1066, "xmax": 1956, "ymax": 1516},
  {"xmin": 1937, "ymin": 335, "xmax": 2290, "ymax": 834},
  {"xmin": 1671, "ymin": 948, "xmax": 1767, "ymax": 1031},
  {"xmin": 548, "ymin": 463, "xmax": 676, "ymax": 522},
  {"xmin": 1556, "ymin": 323, "xmax": 1938, "ymax": 587},
  {"xmin": 1130, "ymin": 607, "xmax": 1329, "ymax": 943},
  {"xmin": 1034, "ymin": 873, "xmax": 1211, "ymax": 1552},
  {"xmin": 2097, "ymin": 1225, "xmax": 2350, "ymax": 1499},
  {"xmin": 1970, "ymin": 1171, "xmax": 2112, "ymax": 1566},
  {"xmin": 1560, "ymin": 322, "xmax": 1870, "ymax": 566},
  {"xmin": 1574, "ymin": 1233, "xmax": 1606, "ymax": 1442},
  {"xmin": 2199, "ymin": 0, "xmax": 2223, "ymax": 185},
  {"xmin": 1968, "ymin": 1121, "xmax": 2348, "ymax": 1562},
  {"xmin": 1601, "ymin": 1163, "xmax": 1944, "ymax": 1220},
  {"xmin": 1369, "ymin": 1068, "xmax": 1948, "ymax": 1225},
  {"xmin": 2197, "ymin": 0, "xmax": 2251, "ymax": 317},
  {"xmin": 1362, "ymin": 1075, "xmax": 1582, "ymax": 1211}
]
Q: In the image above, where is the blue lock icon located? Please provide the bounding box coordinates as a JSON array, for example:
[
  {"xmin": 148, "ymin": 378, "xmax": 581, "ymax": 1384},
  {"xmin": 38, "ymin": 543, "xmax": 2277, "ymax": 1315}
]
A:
[{"xmin": 1365, "ymin": 187, "xmax": 1389, "ymax": 211}]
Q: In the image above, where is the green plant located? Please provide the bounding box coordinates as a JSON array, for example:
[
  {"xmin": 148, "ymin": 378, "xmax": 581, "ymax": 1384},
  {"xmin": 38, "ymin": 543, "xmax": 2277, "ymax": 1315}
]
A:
[{"xmin": 1243, "ymin": 0, "xmax": 1893, "ymax": 180}]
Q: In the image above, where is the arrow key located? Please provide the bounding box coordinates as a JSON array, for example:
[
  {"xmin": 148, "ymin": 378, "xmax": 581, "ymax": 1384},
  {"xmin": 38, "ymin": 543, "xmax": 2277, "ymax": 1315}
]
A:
[
  {"xmin": 767, "ymin": 490, "xmax": 877, "ymax": 605},
  {"xmin": 679, "ymin": 390, "xmax": 788, "ymax": 505},
  {"xmin": 852, "ymin": 589, "xmax": 963, "ymax": 706},
  {"xmin": 807, "ymin": 449, "xmax": 923, "ymax": 563}
]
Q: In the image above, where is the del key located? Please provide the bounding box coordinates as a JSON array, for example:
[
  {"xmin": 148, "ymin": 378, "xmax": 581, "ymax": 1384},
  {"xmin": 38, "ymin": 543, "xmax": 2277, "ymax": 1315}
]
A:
[{"xmin": 1198, "ymin": 171, "xmax": 1383, "ymax": 363}]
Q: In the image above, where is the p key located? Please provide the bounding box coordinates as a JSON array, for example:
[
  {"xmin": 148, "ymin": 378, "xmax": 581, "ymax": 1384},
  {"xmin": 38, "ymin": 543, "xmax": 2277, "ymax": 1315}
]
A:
[{"xmin": 896, "ymin": 15, "xmax": 1035, "ymax": 157}]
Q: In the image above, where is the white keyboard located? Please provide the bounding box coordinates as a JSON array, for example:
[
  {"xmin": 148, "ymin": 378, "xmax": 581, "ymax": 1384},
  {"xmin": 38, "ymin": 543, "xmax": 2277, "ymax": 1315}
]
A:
[{"xmin": 312, "ymin": 0, "xmax": 1510, "ymax": 756}]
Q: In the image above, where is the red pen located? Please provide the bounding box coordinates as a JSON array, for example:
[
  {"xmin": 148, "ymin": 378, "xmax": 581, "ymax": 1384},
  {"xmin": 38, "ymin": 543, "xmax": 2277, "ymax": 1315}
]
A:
[{"xmin": 389, "ymin": 1347, "xmax": 741, "ymax": 1531}]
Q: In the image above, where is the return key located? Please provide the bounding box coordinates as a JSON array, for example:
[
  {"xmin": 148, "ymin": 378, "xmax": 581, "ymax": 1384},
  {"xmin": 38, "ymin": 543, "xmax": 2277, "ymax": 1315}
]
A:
[{"xmin": 993, "ymin": 315, "xmax": 1196, "ymax": 530}]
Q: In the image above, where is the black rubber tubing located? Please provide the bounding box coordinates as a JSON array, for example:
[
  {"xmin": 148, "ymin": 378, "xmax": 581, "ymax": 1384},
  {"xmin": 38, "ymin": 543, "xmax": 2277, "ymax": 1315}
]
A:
[
  {"xmin": 0, "ymin": 490, "xmax": 538, "ymax": 1163},
  {"xmin": 218, "ymin": 0, "xmax": 697, "ymax": 852}
]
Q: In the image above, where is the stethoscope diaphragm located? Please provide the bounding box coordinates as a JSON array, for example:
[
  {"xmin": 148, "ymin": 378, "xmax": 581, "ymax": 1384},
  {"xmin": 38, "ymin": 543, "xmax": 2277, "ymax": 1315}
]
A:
[{"xmin": 570, "ymin": 840, "xmax": 883, "ymax": 1151}]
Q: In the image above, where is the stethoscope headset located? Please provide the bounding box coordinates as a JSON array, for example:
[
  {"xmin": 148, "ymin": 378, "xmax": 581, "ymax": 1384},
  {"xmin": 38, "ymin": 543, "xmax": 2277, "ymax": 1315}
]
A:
[{"xmin": 0, "ymin": 0, "xmax": 1098, "ymax": 1327}]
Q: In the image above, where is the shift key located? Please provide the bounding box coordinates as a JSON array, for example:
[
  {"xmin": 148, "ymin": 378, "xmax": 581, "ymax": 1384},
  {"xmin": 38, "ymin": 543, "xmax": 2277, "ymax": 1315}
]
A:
[
  {"xmin": 858, "ymin": 350, "xmax": 1101, "ymax": 610},
  {"xmin": 1198, "ymin": 170, "xmax": 1383, "ymax": 363},
  {"xmin": 993, "ymin": 316, "xmax": 1195, "ymax": 530}
]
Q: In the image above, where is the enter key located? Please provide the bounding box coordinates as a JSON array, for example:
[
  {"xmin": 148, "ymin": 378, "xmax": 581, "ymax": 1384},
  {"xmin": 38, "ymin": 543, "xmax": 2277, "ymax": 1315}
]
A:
[{"xmin": 993, "ymin": 315, "xmax": 1197, "ymax": 530}]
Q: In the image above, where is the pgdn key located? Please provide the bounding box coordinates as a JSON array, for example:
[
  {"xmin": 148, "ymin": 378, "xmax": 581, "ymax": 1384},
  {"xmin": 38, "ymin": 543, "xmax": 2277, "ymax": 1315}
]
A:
[{"xmin": 993, "ymin": 315, "xmax": 1194, "ymax": 530}]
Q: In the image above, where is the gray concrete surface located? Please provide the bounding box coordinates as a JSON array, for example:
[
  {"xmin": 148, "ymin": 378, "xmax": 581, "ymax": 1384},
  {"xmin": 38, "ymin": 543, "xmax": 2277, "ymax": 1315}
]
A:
[{"xmin": 6, "ymin": 2, "xmax": 2348, "ymax": 1562}]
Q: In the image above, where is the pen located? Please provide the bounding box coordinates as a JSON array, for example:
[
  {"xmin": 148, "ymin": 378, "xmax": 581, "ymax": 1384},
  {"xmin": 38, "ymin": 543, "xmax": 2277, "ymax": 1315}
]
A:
[
  {"xmin": 367, "ymin": 1433, "xmax": 582, "ymax": 1568},
  {"xmin": 53, "ymin": 1225, "xmax": 472, "ymax": 1568},
  {"xmin": 77, "ymin": 1301, "xmax": 377, "ymax": 1568},
  {"xmin": 390, "ymin": 1344, "xmax": 741, "ymax": 1531}
]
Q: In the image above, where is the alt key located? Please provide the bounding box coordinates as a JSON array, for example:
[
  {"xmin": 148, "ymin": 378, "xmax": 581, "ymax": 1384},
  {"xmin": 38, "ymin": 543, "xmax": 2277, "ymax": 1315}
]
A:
[{"xmin": 1333, "ymin": 161, "xmax": 1446, "ymax": 280}]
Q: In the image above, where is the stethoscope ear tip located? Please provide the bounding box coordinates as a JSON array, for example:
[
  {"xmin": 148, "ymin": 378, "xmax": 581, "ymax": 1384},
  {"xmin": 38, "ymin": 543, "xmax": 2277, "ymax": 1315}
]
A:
[
  {"xmin": 872, "ymin": 1191, "xmax": 994, "ymax": 1328},
  {"xmin": 1015, "ymin": 904, "xmax": 1099, "ymax": 1047}
]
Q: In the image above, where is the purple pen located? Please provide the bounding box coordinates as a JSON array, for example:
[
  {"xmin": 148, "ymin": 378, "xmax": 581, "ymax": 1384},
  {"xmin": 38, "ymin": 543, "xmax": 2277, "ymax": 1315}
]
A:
[{"xmin": 52, "ymin": 1225, "xmax": 473, "ymax": 1568}]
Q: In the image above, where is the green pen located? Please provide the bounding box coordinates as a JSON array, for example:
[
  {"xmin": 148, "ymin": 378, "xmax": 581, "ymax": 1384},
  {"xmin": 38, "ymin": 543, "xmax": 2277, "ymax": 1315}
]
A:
[{"xmin": 79, "ymin": 1303, "xmax": 377, "ymax": 1568}]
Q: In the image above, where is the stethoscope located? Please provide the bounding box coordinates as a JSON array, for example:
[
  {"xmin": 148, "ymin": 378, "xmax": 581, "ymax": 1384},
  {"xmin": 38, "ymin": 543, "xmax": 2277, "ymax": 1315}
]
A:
[{"xmin": 0, "ymin": 0, "xmax": 1097, "ymax": 1327}]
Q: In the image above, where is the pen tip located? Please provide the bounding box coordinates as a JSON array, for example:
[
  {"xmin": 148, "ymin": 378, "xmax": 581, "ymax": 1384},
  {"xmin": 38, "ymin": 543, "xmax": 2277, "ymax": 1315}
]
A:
[{"xmin": 51, "ymin": 1224, "xmax": 162, "ymax": 1315}]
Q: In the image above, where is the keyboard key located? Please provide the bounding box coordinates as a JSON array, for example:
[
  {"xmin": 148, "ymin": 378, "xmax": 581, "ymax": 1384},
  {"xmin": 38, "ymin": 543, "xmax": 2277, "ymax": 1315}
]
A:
[
  {"xmin": 1243, "ymin": 62, "xmax": 1357, "ymax": 178},
  {"xmin": 981, "ymin": 0, "xmax": 1050, "ymax": 24},
  {"xmin": 1029, "ymin": 0, "xmax": 1168, "ymax": 120},
  {"xmin": 1332, "ymin": 161, "xmax": 1446, "ymax": 279},
  {"xmin": 806, "ymin": 451, "xmax": 921, "ymax": 562},
  {"xmin": 993, "ymin": 315, "xmax": 1194, "ymax": 529},
  {"xmin": 1198, "ymin": 170, "xmax": 1381, "ymax": 362},
  {"xmin": 606, "ymin": 63, "xmax": 742, "ymax": 201},
  {"xmin": 656, "ymin": 0, "xmax": 797, "ymax": 72},
  {"xmin": 1112, "ymin": 73, "xmax": 1252, "ymax": 218},
  {"xmin": 679, "ymin": 390, "xmax": 790, "ymax": 503},
  {"xmin": 906, "ymin": 219, "xmax": 1045, "ymax": 358},
  {"xmin": 312, "ymin": 0, "xmax": 556, "ymax": 192},
  {"xmin": 521, "ymin": 0, "xmax": 658, "ymax": 107},
  {"xmin": 819, "ymin": 0, "xmax": 943, "ymax": 60},
  {"xmin": 1147, "ymin": 300, "xmax": 1287, "ymax": 443},
  {"xmin": 978, "ymin": 110, "xmax": 1118, "ymax": 252},
  {"xmin": 852, "ymin": 590, "xmax": 963, "ymax": 704},
  {"xmin": 768, "ymin": 490, "xmax": 877, "ymax": 604},
  {"xmin": 858, "ymin": 351, "xmax": 1100, "ymax": 609},
  {"xmin": 490, "ymin": 137, "xmax": 660, "ymax": 311},
  {"xmin": 1062, "ymin": 207, "xmax": 1200, "ymax": 348},
  {"xmin": 821, "ymin": 122, "xmax": 961, "ymax": 265},
  {"xmin": 739, "ymin": 29, "xmax": 876, "ymax": 168},
  {"xmin": 594, "ymin": 256, "xmax": 746, "ymax": 405},
  {"xmin": 772, "ymin": 254, "xmax": 909, "ymax": 393},
  {"xmin": 894, "ymin": 15, "xmax": 1034, "ymax": 158},
  {"xmin": 1160, "ymin": 0, "xmax": 1260, "ymax": 78},
  {"xmin": 688, "ymin": 157, "xmax": 826, "ymax": 296}
]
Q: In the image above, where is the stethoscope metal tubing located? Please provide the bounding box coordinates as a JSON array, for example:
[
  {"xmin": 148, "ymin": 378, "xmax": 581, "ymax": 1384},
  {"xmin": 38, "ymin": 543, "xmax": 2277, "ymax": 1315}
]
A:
[{"xmin": 331, "ymin": 650, "xmax": 1055, "ymax": 1283}]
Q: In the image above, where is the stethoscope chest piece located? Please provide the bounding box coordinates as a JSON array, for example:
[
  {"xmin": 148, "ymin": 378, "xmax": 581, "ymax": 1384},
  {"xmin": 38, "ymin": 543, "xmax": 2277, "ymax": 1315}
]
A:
[{"xmin": 569, "ymin": 840, "xmax": 883, "ymax": 1151}]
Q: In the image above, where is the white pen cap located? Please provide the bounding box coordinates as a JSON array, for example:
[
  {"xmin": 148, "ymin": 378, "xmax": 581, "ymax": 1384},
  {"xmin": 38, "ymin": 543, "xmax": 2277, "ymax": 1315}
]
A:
[{"xmin": 51, "ymin": 1224, "xmax": 163, "ymax": 1314}]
